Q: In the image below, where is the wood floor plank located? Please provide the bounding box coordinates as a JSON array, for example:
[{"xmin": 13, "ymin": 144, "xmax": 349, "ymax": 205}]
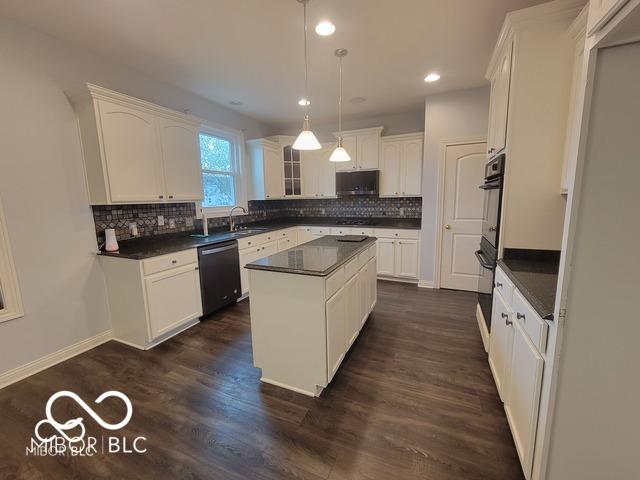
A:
[{"xmin": 0, "ymin": 281, "xmax": 523, "ymax": 479}]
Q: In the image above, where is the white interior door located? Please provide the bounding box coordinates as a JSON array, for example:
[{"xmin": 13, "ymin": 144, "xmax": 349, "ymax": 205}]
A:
[{"xmin": 440, "ymin": 141, "xmax": 487, "ymax": 291}]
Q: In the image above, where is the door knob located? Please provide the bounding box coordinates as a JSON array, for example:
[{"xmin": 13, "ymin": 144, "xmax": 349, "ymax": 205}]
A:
[{"xmin": 444, "ymin": 224, "xmax": 451, "ymax": 230}]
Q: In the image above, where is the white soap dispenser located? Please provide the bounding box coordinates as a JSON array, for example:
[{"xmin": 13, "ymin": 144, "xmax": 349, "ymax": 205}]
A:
[{"xmin": 104, "ymin": 228, "xmax": 119, "ymax": 252}]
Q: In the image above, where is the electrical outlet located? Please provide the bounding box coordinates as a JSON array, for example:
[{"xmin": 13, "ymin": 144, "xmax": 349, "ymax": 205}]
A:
[
  {"xmin": 157, "ymin": 215, "xmax": 165, "ymax": 226},
  {"xmin": 129, "ymin": 222, "xmax": 139, "ymax": 236},
  {"xmin": 168, "ymin": 218, "xmax": 176, "ymax": 228},
  {"xmin": 399, "ymin": 207, "xmax": 405, "ymax": 217}
]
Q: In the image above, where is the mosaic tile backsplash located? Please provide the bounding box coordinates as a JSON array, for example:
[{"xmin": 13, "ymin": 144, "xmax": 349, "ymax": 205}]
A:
[{"xmin": 91, "ymin": 196, "xmax": 422, "ymax": 244}]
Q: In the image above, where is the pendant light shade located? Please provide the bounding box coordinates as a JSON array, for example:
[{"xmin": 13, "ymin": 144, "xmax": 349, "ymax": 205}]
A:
[
  {"xmin": 330, "ymin": 48, "xmax": 350, "ymax": 162},
  {"xmin": 293, "ymin": 115, "xmax": 321, "ymax": 150},
  {"xmin": 293, "ymin": 0, "xmax": 320, "ymax": 151}
]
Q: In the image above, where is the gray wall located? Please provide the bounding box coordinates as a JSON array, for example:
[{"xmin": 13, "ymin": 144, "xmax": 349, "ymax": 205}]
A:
[
  {"xmin": 0, "ymin": 17, "xmax": 272, "ymax": 378},
  {"xmin": 419, "ymin": 87, "xmax": 490, "ymax": 283}
]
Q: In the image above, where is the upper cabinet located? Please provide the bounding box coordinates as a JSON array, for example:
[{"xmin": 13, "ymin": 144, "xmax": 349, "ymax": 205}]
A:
[
  {"xmin": 486, "ymin": 41, "xmax": 513, "ymax": 158},
  {"xmin": 300, "ymin": 144, "xmax": 336, "ymax": 198},
  {"xmin": 334, "ymin": 127, "xmax": 384, "ymax": 172},
  {"xmin": 587, "ymin": 0, "xmax": 628, "ymax": 35},
  {"xmin": 380, "ymin": 133, "xmax": 424, "ymax": 197},
  {"xmin": 247, "ymin": 138, "xmax": 284, "ymax": 200},
  {"xmin": 70, "ymin": 84, "xmax": 203, "ymax": 205}
]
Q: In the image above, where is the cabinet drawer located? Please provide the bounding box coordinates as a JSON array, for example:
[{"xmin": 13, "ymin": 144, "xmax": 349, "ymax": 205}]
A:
[
  {"xmin": 237, "ymin": 234, "xmax": 265, "ymax": 250},
  {"xmin": 494, "ymin": 267, "xmax": 514, "ymax": 305},
  {"xmin": 357, "ymin": 250, "xmax": 370, "ymax": 269},
  {"xmin": 373, "ymin": 228, "xmax": 419, "ymax": 240},
  {"xmin": 367, "ymin": 243, "xmax": 376, "ymax": 259},
  {"xmin": 512, "ymin": 289, "xmax": 548, "ymax": 353},
  {"xmin": 330, "ymin": 227, "xmax": 352, "ymax": 236},
  {"xmin": 326, "ymin": 267, "xmax": 345, "ymax": 299},
  {"xmin": 351, "ymin": 227, "xmax": 375, "ymax": 236},
  {"xmin": 142, "ymin": 249, "xmax": 197, "ymax": 276},
  {"xmin": 311, "ymin": 227, "xmax": 330, "ymax": 236},
  {"xmin": 345, "ymin": 257, "xmax": 359, "ymax": 279}
]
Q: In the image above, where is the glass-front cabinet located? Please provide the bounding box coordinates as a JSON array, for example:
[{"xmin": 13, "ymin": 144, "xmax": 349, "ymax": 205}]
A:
[{"xmin": 283, "ymin": 145, "xmax": 301, "ymax": 196}]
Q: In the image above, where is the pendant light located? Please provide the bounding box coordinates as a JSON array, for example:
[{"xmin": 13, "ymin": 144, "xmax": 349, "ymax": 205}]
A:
[
  {"xmin": 330, "ymin": 48, "xmax": 351, "ymax": 162},
  {"xmin": 293, "ymin": 0, "xmax": 321, "ymax": 150}
]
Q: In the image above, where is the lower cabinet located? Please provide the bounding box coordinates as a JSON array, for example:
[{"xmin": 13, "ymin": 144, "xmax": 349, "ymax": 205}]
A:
[
  {"xmin": 375, "ymin": 230, "xmax": 420, "ymax": 280},
  {"xmin": 144, "ymin": 264, "xmax": 202, "ymax": 338},
  {"xmin": 99, "ymin": 249, "xmax": 202, "ymax": 350},
  {"xmin": 345, "ymin": 272, "xmax": 361, "ymax": 346},
  {"xmin": 395, "ymin": 240, "xmax": 419, "ymax": 278},
  {"xmin": 326, "ymin": 286, "xmax": 346, "ymax": 382},
  {"xmin": 488, "ymin": 266, "xmax": 547, "ymax": 480}
]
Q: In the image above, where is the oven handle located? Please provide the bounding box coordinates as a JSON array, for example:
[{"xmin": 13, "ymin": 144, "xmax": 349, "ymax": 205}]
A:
[
  {"xmin": 479, "ymin": 178, "xmax": 501, "ymax": 190},
  {"xmin": 475, "ymin": 250, "xmax": 495, "ymax": 271}
]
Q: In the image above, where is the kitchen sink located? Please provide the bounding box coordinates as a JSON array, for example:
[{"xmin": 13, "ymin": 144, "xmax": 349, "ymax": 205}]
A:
[{"xmin": 229, "ymin": 228, "xmax": 268, "ymax": 236}]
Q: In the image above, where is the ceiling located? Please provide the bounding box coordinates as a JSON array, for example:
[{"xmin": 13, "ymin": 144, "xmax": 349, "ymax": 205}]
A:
[{"xmin": 0, "ymin": 0, "xmax": 547, "ymax": 129}]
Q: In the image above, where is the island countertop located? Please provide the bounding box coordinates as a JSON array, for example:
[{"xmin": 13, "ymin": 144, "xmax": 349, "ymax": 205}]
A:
[{"xmin": 245, "ymin": 235, "xmax": 377, "ymax": 277}]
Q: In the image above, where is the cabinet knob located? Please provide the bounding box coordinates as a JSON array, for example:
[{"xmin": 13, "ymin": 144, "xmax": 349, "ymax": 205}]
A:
[
  {"xmin": 489, "ymin": 226, "xmax": 496, "ymax": 232},
  {"xmin": 516, "ymin": 312, "xmax": 526, "ymax": 321},
  {"xmin": 159, "ymin": 195, "xmax": 164, "ymax": 199},
  {"xmin": 172, "ymin": 260, "xmax": 177, "ymax": 264},
  {"xmin": 168, "ymin": 195, "xmax": 174, "ymax": 199}
]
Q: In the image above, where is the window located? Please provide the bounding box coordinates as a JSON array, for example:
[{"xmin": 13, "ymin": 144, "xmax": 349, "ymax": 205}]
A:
[
  {"xmin": 0, "ymin": 199, "xmax": 23, "ymax": 323},
  {"xmin": 199, "ymin": 132, "xmax": 237, "ymax": 209}
]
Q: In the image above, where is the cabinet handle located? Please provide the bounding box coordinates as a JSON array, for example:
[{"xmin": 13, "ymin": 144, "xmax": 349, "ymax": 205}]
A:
[
  {"xmin": 195, "ymin": 267, "xmax": 199, "ymax": 270},
  {"xmin": 171, "ymin": 260, "xmax": 177, "ymax": 264},
  {"xmin": 159, "ymin": 195, "xmax": 164, "ymax": 199},
  {"xmin": 168, "ymin": 195, "xmax": 174, "ymax": 199},
  {"xmin": 495, "ymin": 282, "xmax": 503, "ymax": 288},
  {"xmin": 516, "ymin": 312, "xmax": 526, "ymax": 320},
  {"xmin": 505, "ymin": 318, "xmax": 513, "ymax": 326}
]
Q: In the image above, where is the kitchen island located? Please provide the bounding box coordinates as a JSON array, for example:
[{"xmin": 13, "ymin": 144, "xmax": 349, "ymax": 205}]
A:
[{"xmin": 246, "ymin": 235, "xmax": 377, "ymax": 396}]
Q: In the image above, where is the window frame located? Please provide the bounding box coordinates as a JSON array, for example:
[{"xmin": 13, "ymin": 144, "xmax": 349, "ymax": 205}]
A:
[
  {"xmin": 0, "ymin": 197, "xmax": 24, "ymax": 323},
  {"xmin": 197, "ymin": 123, "xmax": 247, "ymax": 218}
]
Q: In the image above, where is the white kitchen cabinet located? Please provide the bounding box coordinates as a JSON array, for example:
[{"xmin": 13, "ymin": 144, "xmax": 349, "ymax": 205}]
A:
[
  {"xmin": 326, "ymin": 287, "xmax": 346, "ymax": 382},
  {"xmin": 488, "ymin": 289, "xmax": 514, "ymax": 401},
  {"xmin": 144, "ymin": 263, "xmax": 202, "ymax": 339},
  {"xmin": 70, "ymin": 84, "xmax": 203, "ymax": 204},
  {"xmin": 334, "ymin": 127, "xmax": 383, "ymax": 171},
  {"xmin": 486, "ymin": 40, "xmax": 512, "ymax": 158},
  {"xmin": 376, "ymin": 238, "xmax": 396, "ymax": 276},
  {"xmin": 395, "ymin": 240, "xmax": 419, "ymax": 279},
  {"xmin": 247, "ymin": 138, "xmax": 284, "ymax": 200},
  {"xmin": 158, "ymin": 118, "xmax": 204, "ymax": 201},
  {"xmin": 300, "ymin": 144, "xmax": 336, "ymax": 198},
  {"xmin": 99, "ymin": 249, "xmax": 202, "ymax": 350},
  {"xmin": 297, "ymin": 227, "xmax": 315, "ymax": 245},
  {"xmin": 587, "ymin": 0, "xmax": 628, "ymax": 35},
  {"xmin": 504, "ymin": 319, "xmax": 544, "ymax": 479},
  {"xmin": 345, "ymin": 272, "xmax": 361, "ymax": 346},
  {"xmin": 380, "ymin": 133, "xmax": 423, "ymax": 196},
  {"xmin": 561, "ymin": 8, "xmax": 588, "ymax": 194}
]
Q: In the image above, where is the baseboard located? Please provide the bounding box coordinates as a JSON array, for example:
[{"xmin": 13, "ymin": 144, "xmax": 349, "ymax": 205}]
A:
[
  {"xmin": 377, "ymin": 275, "xmax": 419, "ymax": 285},
  {"xmin": 417, "ymin": 280, "xmax": 435, "ymax": 289},
  {"xmin": 476, "ymin": 304, "xmax": 490, "ymax": 353},
  {"xmin": 0, "ymin": 330, "xmax": 113, "ymax": 389}
]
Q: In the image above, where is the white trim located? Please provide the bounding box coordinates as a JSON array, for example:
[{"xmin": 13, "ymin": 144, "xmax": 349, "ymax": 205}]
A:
[
  {"xmin": 0, "ymin": 330, "xmax": 112, "ymax": 389},
  {"xmin": 333, "ymin": 126, "xmax": 385, "ymax": 138},
  {"xmin": 433, "ymin": 137, "xmax": 487, "ymax": 289},
  {"xmin": 112, "ymin": 317, "xmax": 199, "ymax": 351},
  {"xmin": 377, "ymin": 276, "xmax": 418, "ymax": 285},
  {"xmin": 0, "ymin": 197, "xmax": 24, "ymax": 323},
  {"xmin": 417, "ymin": 280, "xmax": 435, "ymax": 289},
  {"xmin": 260, "ymin": 376, "xmax": 319, "ymax": 397},
  {"xmin": 380, "ymin": 132, "xmax": 424, "ymax": 142},
  {"xmin": 476, "ymin": 304, "xmax": 490, "ymax": 353}
]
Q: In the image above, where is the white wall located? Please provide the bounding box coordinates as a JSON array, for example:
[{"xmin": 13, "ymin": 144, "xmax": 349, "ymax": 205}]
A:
[
  {"xmin": 277, "ymin": 109, "xmax": 425, "ymax": 142},
  {"xmin": 0, "ymin": 17, "xmax": 273, "ymax": 379},
  {"xmin": 419, "ymin": 87, "xmax": 490, "ymax": 283}
]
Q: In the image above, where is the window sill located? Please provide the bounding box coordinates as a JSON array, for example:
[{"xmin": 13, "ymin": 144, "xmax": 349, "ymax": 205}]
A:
[{"xmin": 199, "ymin": 205, "xmax": 247, "ymax": 219}]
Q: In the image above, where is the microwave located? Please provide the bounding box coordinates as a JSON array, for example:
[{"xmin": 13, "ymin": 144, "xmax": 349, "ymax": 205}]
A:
[{"xmin": 336, "ymin": 170, "xmax": 379, "ymax": 196}]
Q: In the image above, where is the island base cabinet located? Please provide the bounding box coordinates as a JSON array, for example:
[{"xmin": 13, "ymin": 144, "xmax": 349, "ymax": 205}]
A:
[
  {"xmin": 326, "ymin": 287, "xmax": 346, "ymax": 382},
  {"xmin": 345, "ymin": 273, "xmax": 361, "ymax": 346},
  {"xmin": 504, "ymin": 320, "xmax": 544, "ymax": 479},
  {"xmin": 144, "ymin": 264, "xmax": 202, "ymax": 338}
]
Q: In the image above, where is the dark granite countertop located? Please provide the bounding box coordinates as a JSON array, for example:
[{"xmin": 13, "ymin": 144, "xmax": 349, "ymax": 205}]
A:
[
  {"xmin": 98, "ymin": 216, "xmax": 419, "ymax": 260},
  {"xmin": 497, "ymin": 249, "xmax": 561, "ymax": 321},
  {"xmin": 245, "ymin": 235, "xmax": 376, "ymax": 277}
]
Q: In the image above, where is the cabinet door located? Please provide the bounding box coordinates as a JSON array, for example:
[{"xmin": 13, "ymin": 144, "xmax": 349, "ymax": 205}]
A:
[
  {"xmin": 367, "ymin": 257, "xmax": 377, "ymax": 312},
  {"xmin": 144, "ymin": 264, "xmax": 202, "ymax": 339},
  {"xmin": 239, "ymin": 245, "xmax": 264, "ymax": 295},
  {"xmin": 490, "ymin": 41, "xmax": 513, "ymax": 155},
  {"xmin": 345, "ymin": 273, "xmax": 360, "ymax": 347},
  {"xmin": 158, "ymin": 119, "xmax": 203, "ymax": 201},
  {"xmin": 395, "ymin": 240, "xmax": 419, "ymax": 279},
  {"xmin": 326, "ymin": 287, "xmax": 346, "ymax": 382},
  {"xmin": 264, "ymin": 146, "xmax": 284, "ymax": 199},
  {"xmin": 380, "ymin": 141, "xmax": 402, "ymax": 196},
  {"xmin": 277, "ymin": 237, "xmax": 293, "ymax": 252},
  {"xmin": 297, "ymin": 227, "xmax": 314, "ymax": 245},
  {"xmin": 359, "ymin": 263, "xmax": 370, "ymax": 327},
  {"xmin": 357, "ymin": 133, "xmax": 379, "ymax": 169},
  {"xmin": 336, "ymin": 136, "xmax": 357, "ymax": 171},
  {"xmin": 401, "ymin": 139, "xmax": 423, "ymax": 196},
  {"xmin": 376, "ymin": 238, "xmax": 396, "ymax": 276},
  {"xmin": 504, "ymin": 320, "xmax": 544, "ymax": 478},
  {"xmin": 488, "ymin": 290, "xmax": 514, "ymax": 400},
  {"xmin": 300, "ymin": 150, "xmax": 319, "ymax": 197},
  {"xmin": 261, "ymin": 240, "xmax": 279, "ymax": 257},
  {"xmin": 318, "ymin": 147, "xmax": 337, "ymax": 197},
  {"xmin": 98, "ymin": 100, "xmax": 164, "ymax": 202}
]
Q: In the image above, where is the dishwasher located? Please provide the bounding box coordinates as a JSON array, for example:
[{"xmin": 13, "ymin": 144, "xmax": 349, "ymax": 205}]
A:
[{"xmin": 197, "ymin": 240, "xmax": 241, "ymax": 318}]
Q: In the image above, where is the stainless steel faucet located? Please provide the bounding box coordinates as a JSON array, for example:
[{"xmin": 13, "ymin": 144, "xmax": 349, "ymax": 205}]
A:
[{"xmin": 229, "ymin": 206, "xmax": 247, "ymax": 231}]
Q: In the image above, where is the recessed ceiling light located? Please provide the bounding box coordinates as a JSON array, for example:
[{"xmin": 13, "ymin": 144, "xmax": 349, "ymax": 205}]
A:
[
  {"xmin": 349, "ymin": 97, "xmax": 366, "ymax": 103},
  {"xmin": 424, "ymin": 73, "xmax": 441, "ymax": 83},
  {"xmin": 298, "ymin": 98, "xmax": 311, "ymax": 106},
  {"xmin": 229, "ymin": 100, "xmax": 244, "ymax": 106},
  {"xmin": 315, "ymin": 21, "xmax": 336, "ymax": 36}
]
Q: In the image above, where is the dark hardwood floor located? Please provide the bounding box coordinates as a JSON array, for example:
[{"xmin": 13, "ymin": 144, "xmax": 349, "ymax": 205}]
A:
[{"xmin": 0, "ymin": 281, "xmax": 524, "ymax": 480}]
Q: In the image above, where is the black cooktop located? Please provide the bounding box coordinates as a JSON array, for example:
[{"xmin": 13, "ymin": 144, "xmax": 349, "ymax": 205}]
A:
[{"xmin": 335, "ymin": 219, "xmax": 376, "ymax": 226}]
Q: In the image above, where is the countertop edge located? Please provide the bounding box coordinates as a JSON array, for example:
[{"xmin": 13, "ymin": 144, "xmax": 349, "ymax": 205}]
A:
[{"xmin": 497, "ymin": 259, "xmax": 555, "ymax": 321}]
